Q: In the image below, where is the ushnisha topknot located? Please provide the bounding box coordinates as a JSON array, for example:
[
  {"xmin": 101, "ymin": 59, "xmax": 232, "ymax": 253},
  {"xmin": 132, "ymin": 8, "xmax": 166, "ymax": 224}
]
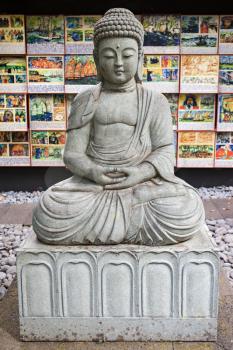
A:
[{"xmin": 93, "ymin": 8, "xmax": 144, "ymax": 56}]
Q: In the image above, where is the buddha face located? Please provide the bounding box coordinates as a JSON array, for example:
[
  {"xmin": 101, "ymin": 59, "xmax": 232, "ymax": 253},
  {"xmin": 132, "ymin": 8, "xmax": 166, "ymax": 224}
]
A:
[{"xmin": 97, "ymin": 37, "xmax": 139, "ymax": 84}]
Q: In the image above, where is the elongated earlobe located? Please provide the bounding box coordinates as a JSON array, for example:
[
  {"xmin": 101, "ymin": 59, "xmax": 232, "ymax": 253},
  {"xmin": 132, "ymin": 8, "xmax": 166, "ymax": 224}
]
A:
[
  {"xmin": 93, "ymin": 49, "xmax": 103, "ymax": 82},
  {"xmin": 135, "ymin": 50, "xmax": 144, "ymax": 83}
]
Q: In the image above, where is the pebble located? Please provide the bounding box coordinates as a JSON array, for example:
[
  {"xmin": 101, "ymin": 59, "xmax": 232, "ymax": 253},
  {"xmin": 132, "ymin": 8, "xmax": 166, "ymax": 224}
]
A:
[
  {"xmin": 1, "ymin": 265, "xmax": 8, "ymax": 272},
  {"xmin": 3, "ymin": 280, "xmax": 12, "ymax": 288},
  {"xmin": 224, "ymin": 234, "xmax": 233, "ymax": 244},
  {"xmin": 0, "ymin": 286, "xmax": 6, "ymax": 300},
  {"xmin": 225, "ymin": 219, "xmax": 233, "ymax": 226},
  {"xmin": 215, "ymin": 227, "xmax": 228, "ymax": 236},
  {"xmin": 1, "ymin": 251, "xmax": 8, "ymax": 257},
  {"xmin": 215, "ymin": 236, "xmax": 222, "ymax": 244},
  {"xmin": 0, "ymin": 272, "xmax": 6, "ymax": 280},
  {"xmin": 223, "ymin": 263, "xmax": 232, "ymax": 267},
  {"xmin": 219, "ymin": 252, "xmax": 228, "ymax": 262},
  {"xmin": 7, "ymin": 256, "xmax": 16, "ymax": 266},
  {"xmin": 7, "ymin": 274, "xmax": 13, "ymax": 281},
  {"xmin": 217, "ymin": 219, "xmax": 226, "ymax": 225},
  {"xmin": 207, "ymin": 225, "xmax": 216, "ymax": 232},
  {"xmin": 206, "ymin": 220, "xmax": 217, "ymax": 225},
  {"xmin": 7, "ymin": 266, "xmax": 16, "ymax": 275}
]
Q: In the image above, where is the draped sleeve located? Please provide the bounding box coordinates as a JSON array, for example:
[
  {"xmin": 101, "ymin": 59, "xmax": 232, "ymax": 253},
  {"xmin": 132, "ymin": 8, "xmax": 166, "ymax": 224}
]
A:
[{"xmin": 144, "ymin": 92, "xmax": 177, "ymax": 182}]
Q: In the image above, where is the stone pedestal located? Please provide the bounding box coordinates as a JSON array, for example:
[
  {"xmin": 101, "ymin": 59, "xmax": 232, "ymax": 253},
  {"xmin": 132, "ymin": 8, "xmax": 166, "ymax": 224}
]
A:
[{"xmin": 17, "ymin": 228, "xmax": 219, "ymax": 341}]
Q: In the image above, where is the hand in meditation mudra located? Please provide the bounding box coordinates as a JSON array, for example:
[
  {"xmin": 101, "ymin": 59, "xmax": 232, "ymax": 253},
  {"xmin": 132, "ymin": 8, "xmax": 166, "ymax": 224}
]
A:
[{"xmin": 33, "ymin": 8, "xmax": 205, "ymax": 245}]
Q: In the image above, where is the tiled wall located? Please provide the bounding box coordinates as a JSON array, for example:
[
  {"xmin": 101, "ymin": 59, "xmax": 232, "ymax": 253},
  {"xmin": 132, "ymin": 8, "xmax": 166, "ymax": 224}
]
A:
[{"xmin": 0, "ymin": 14, "xmax": 233, "ymax": 167}]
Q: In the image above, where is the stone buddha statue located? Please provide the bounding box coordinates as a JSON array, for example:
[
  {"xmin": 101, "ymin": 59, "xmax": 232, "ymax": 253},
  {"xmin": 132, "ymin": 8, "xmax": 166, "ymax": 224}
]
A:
[{"xmin": 33, "ymin": 8, "xmax": 205, "ymax": 246}]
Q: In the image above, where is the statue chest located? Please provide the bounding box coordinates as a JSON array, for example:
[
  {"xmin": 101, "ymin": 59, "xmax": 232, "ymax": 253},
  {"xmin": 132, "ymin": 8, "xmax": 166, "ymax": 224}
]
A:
[{"xmin": 94, "ymin": 91, "xmax": 138, "ymax": 126}]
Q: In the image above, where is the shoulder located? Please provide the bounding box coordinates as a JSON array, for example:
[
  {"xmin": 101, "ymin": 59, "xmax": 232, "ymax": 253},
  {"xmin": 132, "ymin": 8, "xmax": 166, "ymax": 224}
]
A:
[
  {"xmin": 68, "ymin": 84, "xmax": 101, "ymax": 130},
  {"xmin": 140, "ymin": 84, "xmax": 169, "ymax": 106},
  {"xmin": 141, "ymin": 87, "xmax": 171, "ymax": 127},
  {"xmin": 71, "ymin": 84, "xmax": 100, "ymax": 108},
  {"xmin": 68, "ymin": 89, "xmax": 93, "ymax": 123}
]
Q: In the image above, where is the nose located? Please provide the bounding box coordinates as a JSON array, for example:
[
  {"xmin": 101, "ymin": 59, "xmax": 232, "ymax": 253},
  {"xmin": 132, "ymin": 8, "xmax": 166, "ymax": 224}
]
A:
[{"xmin": 115, "ymin": 53, "xmax": 123, "ymax": 67}]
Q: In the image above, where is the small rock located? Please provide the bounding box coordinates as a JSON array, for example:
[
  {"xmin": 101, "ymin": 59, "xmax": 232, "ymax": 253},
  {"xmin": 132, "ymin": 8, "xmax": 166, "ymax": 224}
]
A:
[
  {"xmin": 1, "ymin": 251, "xmax": 8, "ymax": 257},
  {"xmin": 12, "ymin": 242, "xmax": 20, "ymax": 249},
  {"xmin": 7, "ymin": 266, "xmax": 16, "ymax": 274},
  {"xmin": 215, "ymin": 247, "xmax": 223, "ymax": 252},
  {"xmin": 206, "ymin": 220, "xmax": 216, "ymax": 225},
  {"xmin": 215, "ymin": 227, "xmax": 228, "ymax": 236},
  {"xmin": 0, "ymin": 265, "xmax": 9, "ymax": 272},
  {"xmin": 226, "ymin": 218, "xmax": 233, "ymax": 226},
  {"xmin": 0, "ymin": 272, "xmax": 6, "ymax": 280},
  {"xmin": 207, "ymin": 225, "xmax": 216, "ymax": 232},
  {"xmin": 3, "ymin": 280, "xmax": 12, "ymax": 288},
  {"xmin": 6, "ymin": 274, "xmax": 13, "ymax": 281},
  {"xmin": 0, "ymin": 286, "xmax": 6, "ymax": 300},
  {"xmin": 0, "ymin": 194, "xmax": 6, "ymax": 202},
  {"xmin": 7, "ymin": 256, "xmax": 16, "ymax": 266},
  {"xmin": 219, "ymin": 252, "xmax": 228, "ymax": 262},
  {"xmin": 217, "ymin": 219, "xmax": 226, "ymax": 225},
  {"xmin": 14, "ymin": 230, "xmax": 21, "ymax": 237},
  {"xmin": 223, "ymin": 263, "xmax": 232, "ymax": 267},
  {"xmin": 215, "ymin": 236, "xmax": 222, "ymax": 244},
  {"xmin": 224, "ymin": 234, "xmax": 233, "ymax": 244}
]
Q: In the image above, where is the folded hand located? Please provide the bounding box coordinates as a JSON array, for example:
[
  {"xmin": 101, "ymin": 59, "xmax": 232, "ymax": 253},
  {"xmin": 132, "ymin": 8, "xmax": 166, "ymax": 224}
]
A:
[
  {"xmin": 92, "ymin": 166, "xmax": 126, "ymax": 186},
  {"xmin": 104, "ymin": 165, "xmax": 155, "ymax": 190}
]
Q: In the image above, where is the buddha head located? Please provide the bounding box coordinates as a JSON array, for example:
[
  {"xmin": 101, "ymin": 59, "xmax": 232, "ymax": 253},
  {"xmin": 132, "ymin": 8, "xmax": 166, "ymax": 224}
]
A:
[{"xmin": 93, "ymin": 8, "xmax": 144, "ymax": 84}]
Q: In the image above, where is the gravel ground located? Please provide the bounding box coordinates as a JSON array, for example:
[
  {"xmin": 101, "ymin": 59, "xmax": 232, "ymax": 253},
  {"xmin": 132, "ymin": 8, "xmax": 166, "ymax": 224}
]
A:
[
  {"xmin": 198, "ymin": 186, "xmax": 233, "ymax": 199},
  {"xmin": 206, "ymin": 218, "xmax": 233, "ymax": 287},
  {"xmin": 1, "ymin": 186, "xmax": 233, "ymax": 203},
  {"xmin": 0, "ymin": 225, "xmax": 32, "ymax": 300},
  {"xmin": 0, "ymin": 191, "xmax": 43, "ymax": 204}
]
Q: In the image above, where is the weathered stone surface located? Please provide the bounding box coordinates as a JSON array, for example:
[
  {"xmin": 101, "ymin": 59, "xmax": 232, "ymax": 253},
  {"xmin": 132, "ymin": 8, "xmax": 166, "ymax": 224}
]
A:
[{"xmin": 17, "ymin": 230, "xmax": 219, "ymax": 341}]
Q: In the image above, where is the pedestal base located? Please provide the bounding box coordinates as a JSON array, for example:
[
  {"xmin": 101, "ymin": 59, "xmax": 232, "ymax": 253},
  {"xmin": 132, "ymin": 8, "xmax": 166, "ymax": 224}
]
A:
[{"xmin": 17, "ymin": 229, "xmax": 219, "ymax": 341}]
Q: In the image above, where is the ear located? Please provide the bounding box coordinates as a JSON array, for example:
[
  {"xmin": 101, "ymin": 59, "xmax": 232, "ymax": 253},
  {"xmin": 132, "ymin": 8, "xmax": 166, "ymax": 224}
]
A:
[
  {"xmin": 135, "ymin": 49, "xmax": 144, "ymax": 83},
  {"xmin": 93, "ymin": 48, "xmax": 103, "ymax": 82}
]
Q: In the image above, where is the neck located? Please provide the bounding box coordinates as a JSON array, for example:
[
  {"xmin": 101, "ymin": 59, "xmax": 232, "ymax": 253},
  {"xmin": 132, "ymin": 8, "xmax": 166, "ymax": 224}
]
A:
[{"xmin": 102, "ymin": 78, "xmax": 136, "ymax": 92}]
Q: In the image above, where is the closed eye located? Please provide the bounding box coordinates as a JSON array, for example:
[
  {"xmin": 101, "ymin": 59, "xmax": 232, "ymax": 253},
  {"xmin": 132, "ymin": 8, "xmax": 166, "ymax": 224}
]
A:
[
  {"xmin": 123, "ymin": 48, "xmax": 136, "ymax": 58},
  {"xmin": 123, "ymin": 54, "xmax": 134, "ymax": 58}
]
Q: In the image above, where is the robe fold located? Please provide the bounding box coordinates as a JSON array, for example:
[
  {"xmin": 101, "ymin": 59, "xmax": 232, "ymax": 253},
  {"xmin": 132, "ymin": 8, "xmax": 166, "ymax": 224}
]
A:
[{"xmin": 33, "ymin": 83, "xmax": 205, "ymax": 245}]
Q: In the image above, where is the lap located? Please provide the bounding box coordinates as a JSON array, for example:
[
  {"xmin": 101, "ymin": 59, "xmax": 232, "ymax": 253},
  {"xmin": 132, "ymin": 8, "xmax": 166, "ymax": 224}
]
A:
[
  {"xmin": 45, "ymin": 175, "xmax": 201, "ymax": 219},
  {"xmin": 132, "ymin": 179, "xmax": 189, "ymax": 206}
]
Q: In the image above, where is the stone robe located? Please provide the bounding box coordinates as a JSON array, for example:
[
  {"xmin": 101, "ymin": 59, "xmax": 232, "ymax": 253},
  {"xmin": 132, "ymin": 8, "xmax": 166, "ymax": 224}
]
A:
[{"xmin": 33, "ymin": 83, "xmax": 205, "ymax": 245}]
